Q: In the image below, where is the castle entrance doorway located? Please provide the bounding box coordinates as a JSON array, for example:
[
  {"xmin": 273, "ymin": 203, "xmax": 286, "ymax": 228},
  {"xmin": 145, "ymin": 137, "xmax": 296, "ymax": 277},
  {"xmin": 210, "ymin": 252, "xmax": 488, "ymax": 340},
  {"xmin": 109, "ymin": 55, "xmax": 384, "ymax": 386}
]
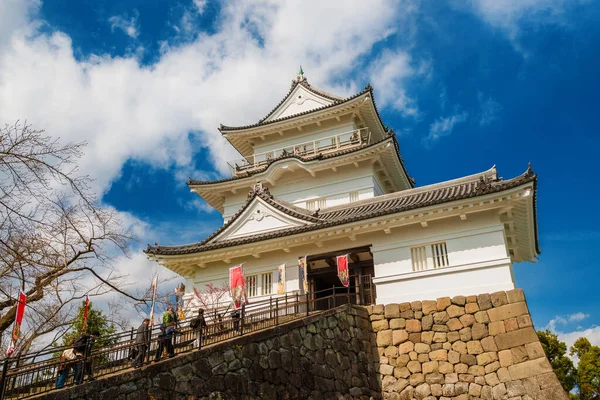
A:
[{"xmin": 306, "ymin": 245, "xmax": 375, "ymax": 310}]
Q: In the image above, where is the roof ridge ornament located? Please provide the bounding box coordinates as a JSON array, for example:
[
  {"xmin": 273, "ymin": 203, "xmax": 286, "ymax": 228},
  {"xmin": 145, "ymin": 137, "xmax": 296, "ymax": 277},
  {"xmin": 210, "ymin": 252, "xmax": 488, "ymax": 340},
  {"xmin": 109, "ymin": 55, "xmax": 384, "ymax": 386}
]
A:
[
  {"xmin": 248, "ymin": 181, "xmax": 273, "ymax": 200},
  {"xmin": 295, "ymin": 65, "xmax": 307, "ymax": 83},
  {"xmin": 524, "ymin": 162, "xmax": 534, "ymax": 178},
  {"xmin": 475, "ymin": 175, "xmax": 492, "ymax": 195}
]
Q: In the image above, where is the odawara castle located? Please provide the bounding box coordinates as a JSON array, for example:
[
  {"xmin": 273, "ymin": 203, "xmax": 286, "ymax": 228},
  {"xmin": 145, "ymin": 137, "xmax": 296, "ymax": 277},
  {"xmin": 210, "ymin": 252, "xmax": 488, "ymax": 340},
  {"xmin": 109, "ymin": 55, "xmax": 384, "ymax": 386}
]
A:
[{"xmin": 145, "ymin": 69, "xmax": 539, "ymax": 309}]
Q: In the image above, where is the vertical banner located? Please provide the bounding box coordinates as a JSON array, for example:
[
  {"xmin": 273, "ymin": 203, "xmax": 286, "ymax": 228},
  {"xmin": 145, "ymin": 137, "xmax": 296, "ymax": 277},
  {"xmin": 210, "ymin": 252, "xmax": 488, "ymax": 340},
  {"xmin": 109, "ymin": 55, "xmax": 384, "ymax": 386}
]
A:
[
  {"xmin": 149, "ymin": 275, "xmax": 158, "ymax": 327},
  {"xmin": 82, "ymin": 295, "xmax": 90, "ymax": 333},
  {"xmin": 174, "ymin": 283, "xmax": 186, "ymax": 320},
  {"xmin": 8, "ymin": 290, "xmax": 27, "ymax": 356},
  {"xmin": 229, "ymin": 264, "xmax": 247, "ymax": 310},
  {"xmin": 336, "ymin": 254, "xmax": 350, "ymax": 287},
  {"xmin": 298, "ymin": 256, "xmax": 308, "ymax": 294},
  {"xmin": 277, "ymin": 263, "xmax": 286, "ymax": 295}
]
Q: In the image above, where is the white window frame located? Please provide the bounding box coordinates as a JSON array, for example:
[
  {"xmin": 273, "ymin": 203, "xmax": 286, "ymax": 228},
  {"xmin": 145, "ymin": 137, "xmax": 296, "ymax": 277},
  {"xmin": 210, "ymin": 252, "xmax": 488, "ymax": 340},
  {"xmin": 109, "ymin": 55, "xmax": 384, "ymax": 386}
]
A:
[
  {"xmin": 411, "ymin": 241, "xmax": 450, "ymax": 271},
  {"xmin": 349, "ymin": 191, "xmax": 359, "ymax": 202},
  {"xmin": 261, "ymin": 272, "xmax": 273, "ymax": 295},
  {"xmin": 411, "ymin": 245, "xmax": 428, "ymax": 272},
  {"xmin": 306, "ymin": 197, "xmax": 326, "ymax": 210},
  {"xmin": 245, "ymin": 274, "xmax": 258, "ymax": 297},
  {"xmin": 431, "ymin": 242, "xmax": 449, "ymax": 268}
]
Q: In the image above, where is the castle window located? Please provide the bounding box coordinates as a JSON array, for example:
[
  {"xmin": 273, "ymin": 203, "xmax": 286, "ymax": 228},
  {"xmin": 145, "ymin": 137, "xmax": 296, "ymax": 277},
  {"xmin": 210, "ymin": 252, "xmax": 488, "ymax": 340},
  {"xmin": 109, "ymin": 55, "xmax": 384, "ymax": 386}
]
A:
[
  {"xmin": 262, "ymin": 272, "xmax": 273, "ymax": 295},
  {"xmin": 349, "ymin": 191, "xmax": 359, "ymax": 202},
  {"xmin": 306, "ymin": 197, "xmax": 326, "ymax": 210},
  {"xmin": 411, "ymin": 246, "xmax": 427, "ymax": 272},
  {"xmin": 246, "ymin": 274, "xmax": 258, "ymax": 297},
  {"xmin": 431, "ymin": 242, "xmax": 449, "ymax": 268}
]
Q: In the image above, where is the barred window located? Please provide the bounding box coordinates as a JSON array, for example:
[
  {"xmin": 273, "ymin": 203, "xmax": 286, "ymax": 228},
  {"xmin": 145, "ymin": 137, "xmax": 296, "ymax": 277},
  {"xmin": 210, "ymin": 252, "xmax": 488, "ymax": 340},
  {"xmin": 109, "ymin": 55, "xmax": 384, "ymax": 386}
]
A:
[
  {"xmin": 431, "ymin": 242, "xmax": 449, "ymax": 268},
  {"xmin": 262, "ymin": 273, "xmax": 273, "ymax": 295},
  {"xmin": 349, "ymin": 191, "xmax": 359, "ymax": 202},
  {"xmin": 306, "ymin": 197, "xmax": 326, "ymax": 210},
  {"xmin": 246, "ymin": 275, "xmax": 258, "ymax": 297},
  {"xmin": 411, "ymin": 246, "xmax": 427, "ymax": 272}
]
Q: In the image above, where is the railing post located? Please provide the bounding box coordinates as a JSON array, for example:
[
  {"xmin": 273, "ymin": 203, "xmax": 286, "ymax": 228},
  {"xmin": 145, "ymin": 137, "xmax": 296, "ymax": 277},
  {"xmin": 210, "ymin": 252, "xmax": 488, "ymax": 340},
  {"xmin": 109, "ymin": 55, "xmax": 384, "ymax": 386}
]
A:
[
  {"xmin": 285, "ymin": 295, "xmax": 288, "ymax": 317},
  {"xmin": 0, "ymin": 357, "xmax": 10, "ymax": 399},
  {"xmin": 269, "ymin": 296, "xmax": 273, "ymax": 320},
  {"xmin": 347, "ymin": 284, "xmax": 351, "ymax": 305},
  {"xmin": 305, "ymin": 293, "xmax": 310, "ymax": 316},
  {"xmin": 275, "ymin": 298, "xmax": 279, "ymax": 326},
  {"xmin": 295, "ymin": 293, "xmax": 298, "ymax": 315}
]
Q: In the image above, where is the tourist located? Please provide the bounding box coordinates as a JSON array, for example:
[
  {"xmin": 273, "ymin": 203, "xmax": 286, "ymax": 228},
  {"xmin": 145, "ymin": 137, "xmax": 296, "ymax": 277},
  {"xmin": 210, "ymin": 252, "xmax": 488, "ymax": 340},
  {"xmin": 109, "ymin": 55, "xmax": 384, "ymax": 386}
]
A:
[
  {"xmin": 231, "ymin": 301, "xmax": 245, "ymax": 334},
  {"xmin": 55, "ymin": 343, "xmax": 83, "ymax": 389},
  {"xmin": 72, "ymin": 332, "xmax": 96, "ymax": 382},
  {"xmin": 132, "ymin": 318, "xmax": 151, "ymax": 368},
  {"xmin": 153, "ymin": 324, "xmax": 168, "ymax": 362},
  {"xmin": 190, "ymin": 309, "xmax": 207, "ymax": 350},
  {"xmin": 162, "ymin": 306, "xmax": 176, "ymax": 357}
]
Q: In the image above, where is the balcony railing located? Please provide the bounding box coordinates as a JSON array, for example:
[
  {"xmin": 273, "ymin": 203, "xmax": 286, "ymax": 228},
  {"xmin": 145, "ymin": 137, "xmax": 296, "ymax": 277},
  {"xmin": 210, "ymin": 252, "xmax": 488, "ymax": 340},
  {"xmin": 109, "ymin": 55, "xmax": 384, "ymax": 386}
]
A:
[
  {"xmin": 0, "ymin": 283, "xmax": 373, "ymax": 399},
  {"xmin": 227, "ymin": 127, "xmax": 371, "ymax": 176}
]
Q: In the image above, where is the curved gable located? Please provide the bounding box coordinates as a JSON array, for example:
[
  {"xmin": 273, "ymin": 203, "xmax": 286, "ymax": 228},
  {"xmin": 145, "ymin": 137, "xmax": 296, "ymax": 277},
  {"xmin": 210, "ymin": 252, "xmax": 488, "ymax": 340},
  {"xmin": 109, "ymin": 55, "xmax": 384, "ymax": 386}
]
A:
[
  {"xmin": 264, "ymin": 84, "xmax": 336, "ymax": 122},
  {"xmin": 211, "ymin": 197, "xmax": 314, "ymax": 242}
]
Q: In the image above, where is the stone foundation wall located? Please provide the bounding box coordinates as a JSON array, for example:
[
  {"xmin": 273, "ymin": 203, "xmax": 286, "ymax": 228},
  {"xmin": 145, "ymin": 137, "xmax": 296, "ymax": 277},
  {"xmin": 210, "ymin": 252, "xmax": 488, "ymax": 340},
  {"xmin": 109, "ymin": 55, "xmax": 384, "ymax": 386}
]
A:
[
  {"xmin": 368, "ymin": 289, "xmax": 569, "ymax": 400},
  {"xmin": 37, "ymin": 305, "xmax": 379, "ymax": 400},
  {"xmin": 36, "ymin": 289, "xmax": 569, "ymax": 400}
]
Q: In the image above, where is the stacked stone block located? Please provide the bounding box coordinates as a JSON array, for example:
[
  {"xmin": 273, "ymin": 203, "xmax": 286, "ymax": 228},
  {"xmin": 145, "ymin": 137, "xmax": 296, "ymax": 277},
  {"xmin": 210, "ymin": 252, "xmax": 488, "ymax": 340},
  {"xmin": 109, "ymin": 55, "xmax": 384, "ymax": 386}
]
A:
[{"xmin": 367, "ymin": 289, "xmax": 568, "ymax": 400}]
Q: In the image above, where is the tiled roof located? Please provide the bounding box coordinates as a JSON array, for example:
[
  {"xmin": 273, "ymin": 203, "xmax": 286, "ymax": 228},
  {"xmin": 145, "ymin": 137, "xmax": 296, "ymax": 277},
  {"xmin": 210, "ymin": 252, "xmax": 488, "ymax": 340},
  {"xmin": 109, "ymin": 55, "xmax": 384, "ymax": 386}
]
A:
[
  {"xmin": 187, "ymin": 133, "xmax": 415, "ymax": 187},
  {"xmin": 146, "ymin": 166, "xmax": 539, "ymax": 256},
  {"xmin": 218, "ymin": 84, "xmax": 386, "ymax": 132}
]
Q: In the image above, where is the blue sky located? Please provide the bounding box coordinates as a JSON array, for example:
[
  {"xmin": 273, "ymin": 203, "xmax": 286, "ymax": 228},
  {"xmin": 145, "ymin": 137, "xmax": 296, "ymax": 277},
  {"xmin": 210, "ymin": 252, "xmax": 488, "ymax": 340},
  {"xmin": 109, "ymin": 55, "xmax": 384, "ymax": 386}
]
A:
[{"xmin": 1, "ymin": 0, "xmax": 599, "ymax": 348}]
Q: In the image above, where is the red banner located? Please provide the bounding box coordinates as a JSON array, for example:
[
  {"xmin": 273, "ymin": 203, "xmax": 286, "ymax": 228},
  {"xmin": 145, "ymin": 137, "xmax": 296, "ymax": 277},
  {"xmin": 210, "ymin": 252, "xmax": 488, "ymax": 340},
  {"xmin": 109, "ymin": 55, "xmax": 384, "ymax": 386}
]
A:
[
  {"xmin": 229, "ymin": 264, "xmax": 247, "ymax": 310},
  {"xmin": 7, "ymin": 291, "xmax": 27, "ymax": 355},
  {"xmin": 11, "ymin": 291, "xmax": 27, "ymax": 342},
  {"xmin": 82, "ymin": 296, "xmax": 90, "ymax": 332},
  {"xmin": 336, "ymin": 255, "xmax": 350, "ymax": 287}
]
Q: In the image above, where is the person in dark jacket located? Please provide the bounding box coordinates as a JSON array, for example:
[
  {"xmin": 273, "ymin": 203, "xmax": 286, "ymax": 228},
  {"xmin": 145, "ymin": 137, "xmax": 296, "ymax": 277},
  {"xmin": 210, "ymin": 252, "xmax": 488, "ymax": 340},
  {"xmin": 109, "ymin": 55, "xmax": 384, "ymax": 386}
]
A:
[
  {"xmin": 132, "ymin": 318, "xmax": 150, "ymax": 368},
  {"xmin": 73, "ymin": 332, "xmax": 96, "ymax": 382},
  {"xmin": 190, "ymin": 309, "xmax": 207, "ymax": 350},
  {"xmin": 154, "ymin": 324, "xmax": 168, "ymax": 362}
]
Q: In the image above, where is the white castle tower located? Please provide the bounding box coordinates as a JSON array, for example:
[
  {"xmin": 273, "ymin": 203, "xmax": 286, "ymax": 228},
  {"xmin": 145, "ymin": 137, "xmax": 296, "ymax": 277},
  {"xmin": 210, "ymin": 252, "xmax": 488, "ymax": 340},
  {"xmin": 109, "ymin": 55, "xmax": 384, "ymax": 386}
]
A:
[{"xmin": 146, "ymin": 69, "xmax": 539, "ymax": 307}]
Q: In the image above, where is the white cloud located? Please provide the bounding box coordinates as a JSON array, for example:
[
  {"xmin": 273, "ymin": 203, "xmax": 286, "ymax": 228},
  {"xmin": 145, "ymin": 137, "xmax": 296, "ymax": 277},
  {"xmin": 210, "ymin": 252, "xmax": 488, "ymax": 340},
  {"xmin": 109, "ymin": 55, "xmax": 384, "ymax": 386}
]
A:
[
  {"xmin": 478, "ymin": 92, "xmax": 502, "ymax": 126},
  {"xmin": 546, "ymin": 312, "xmax": 590, "ymax": 331},
  {"xmin": 108, "ymin": 13, "xmax": 139, "ymax": 39},
  {"xmin": 0, "ymin": 0, "xmax": 421, "ymax": 199},
  {"xmin": 568, "ymin": 312, "xmax": 590, "ymax": 323},
  {"xmin": 459, "ymin": 0, "xmax": 588, "ymax": 54},
  {"xmin": 544, "ymin": 312, "xmax": 597, "ymax": 364},
  {"xmin": 424, "ymin": 111, "xmax": 468, "ymax": 145},
  {"xmin": 192, "ymin": 0, "xmax": 207, "ymax": 14},
  {"xmin": 368, "ymin": 49, "xmax": 421, "ymax": 117}
]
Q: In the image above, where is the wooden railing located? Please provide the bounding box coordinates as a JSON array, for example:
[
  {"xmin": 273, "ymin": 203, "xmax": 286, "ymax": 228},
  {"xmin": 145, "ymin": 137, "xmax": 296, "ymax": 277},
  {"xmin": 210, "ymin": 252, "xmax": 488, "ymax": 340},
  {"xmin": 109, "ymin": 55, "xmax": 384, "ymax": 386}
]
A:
[
  {"xmin": 0, "ymin": 285, "xmax": 369, "ymax": 399},
  {"xmin": 227, "ymin": 128, "xmax": 371, "ymax": 176}
]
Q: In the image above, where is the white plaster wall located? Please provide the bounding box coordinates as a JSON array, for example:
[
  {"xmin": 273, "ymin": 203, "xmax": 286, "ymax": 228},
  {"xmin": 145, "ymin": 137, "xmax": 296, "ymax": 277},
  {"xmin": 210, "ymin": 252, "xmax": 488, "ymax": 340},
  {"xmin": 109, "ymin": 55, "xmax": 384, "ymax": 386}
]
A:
[
  {"xmin": 222, "ymin": 164, "xmax": 378, "ymax": 220},
  {"xmin": 370, "ymin": 211, "xmax": 514, "ymax": 303},
  {"xmin": 183, "ymin": 210, "xmax": 515, "ymax": 309},
  {"xmin": 187, "ymin": 251, "xmax": 302, "ymax": 303},
  {"xmin": 374, "ymin": 263, "xmax": 515, "ymax": 304}
]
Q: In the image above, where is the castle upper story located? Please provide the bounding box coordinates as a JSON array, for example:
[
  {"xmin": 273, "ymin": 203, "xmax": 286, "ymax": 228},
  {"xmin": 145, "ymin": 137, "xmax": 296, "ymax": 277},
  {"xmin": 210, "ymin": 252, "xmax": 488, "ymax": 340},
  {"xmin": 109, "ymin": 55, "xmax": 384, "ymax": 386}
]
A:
[{"xmin": 189, "ymin": 70, "xmax": 415, "ymax": 221}]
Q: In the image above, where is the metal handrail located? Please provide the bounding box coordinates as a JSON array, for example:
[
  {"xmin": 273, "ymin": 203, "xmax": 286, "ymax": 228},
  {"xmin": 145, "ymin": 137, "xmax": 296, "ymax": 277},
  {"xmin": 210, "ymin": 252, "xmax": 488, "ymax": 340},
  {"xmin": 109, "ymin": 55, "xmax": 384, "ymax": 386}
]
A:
[
  {"xmin": 0, "ymin": 284, "xmax": 370, "ymax": 399},
  {"xmin": 227, "ymin": 127, "xmax": 370, "ymax": 176}
]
